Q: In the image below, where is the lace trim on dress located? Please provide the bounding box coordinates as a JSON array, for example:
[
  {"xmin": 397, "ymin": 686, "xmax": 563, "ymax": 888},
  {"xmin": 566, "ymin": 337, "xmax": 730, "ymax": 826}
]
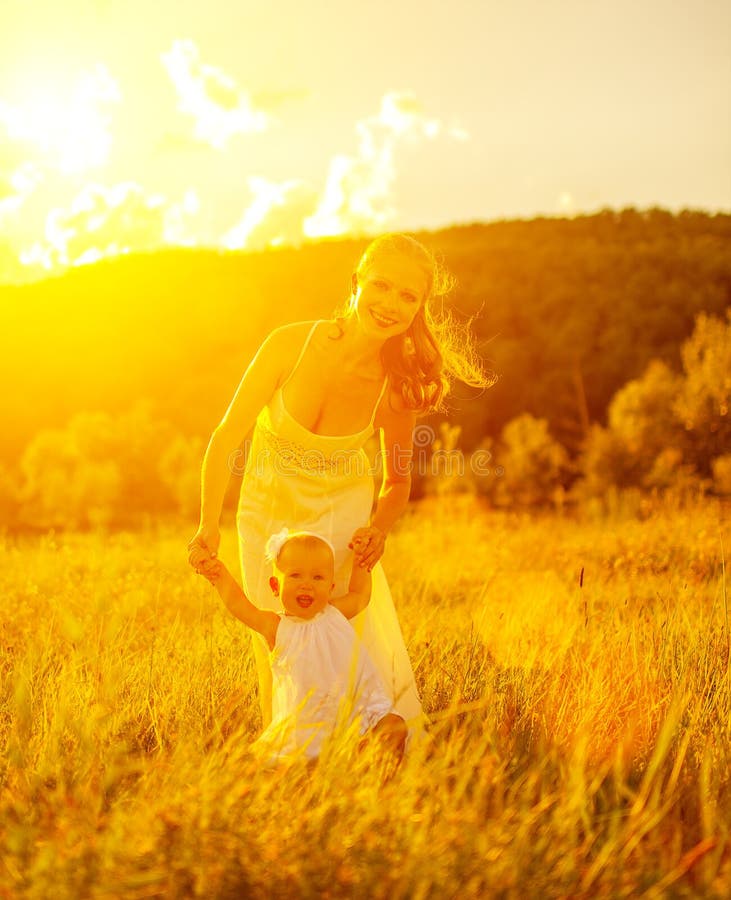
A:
[{"xmin": 258, "ymin": 419, "xmax": 369, "ymax": 477}]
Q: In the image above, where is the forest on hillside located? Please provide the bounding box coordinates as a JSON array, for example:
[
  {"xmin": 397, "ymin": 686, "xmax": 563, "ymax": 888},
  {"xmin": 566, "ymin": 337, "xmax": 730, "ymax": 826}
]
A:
[{"xmin": 3, "ymin": 207, "xmax": 730, "ymax": 528}]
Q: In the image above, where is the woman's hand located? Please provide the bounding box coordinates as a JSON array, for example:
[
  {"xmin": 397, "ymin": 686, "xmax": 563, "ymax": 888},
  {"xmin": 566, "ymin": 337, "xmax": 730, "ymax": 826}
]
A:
[
  {"xmin": 348, "ymin": 525, "xmax": 386, "ymax": 572},
  {"xmin": 189, "ymin": 547, "xmax": 223, "ymax": 586},
  {"xmin": 188, "ymin": 525, "xmax": 220, "ymax": 574}
]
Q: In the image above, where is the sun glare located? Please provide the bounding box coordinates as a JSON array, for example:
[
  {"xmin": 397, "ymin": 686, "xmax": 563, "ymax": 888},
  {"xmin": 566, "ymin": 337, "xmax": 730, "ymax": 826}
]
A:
[
  {"xmin": 2, "ymin": 53, "xmax": 470, "ymax": 277},
  {"xmin": 0, "ymin": 65, "xmax": 120, "ymax": 175}
]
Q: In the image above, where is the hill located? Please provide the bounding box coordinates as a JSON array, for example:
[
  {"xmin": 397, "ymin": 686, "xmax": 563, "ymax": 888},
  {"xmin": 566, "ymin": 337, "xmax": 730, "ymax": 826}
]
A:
[{"xmin": 3, "ymin": 208, "xmax": 730, "ymax": 465}]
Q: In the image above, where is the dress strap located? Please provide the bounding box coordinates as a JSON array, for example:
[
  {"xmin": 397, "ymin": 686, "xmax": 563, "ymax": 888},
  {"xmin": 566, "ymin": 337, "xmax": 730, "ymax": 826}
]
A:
[
  {"xmin": 368, "ymin": 375, "xmax": 390, "ymax": 428},
  {"xmin": 281, "ymin": 320, "xmax": 322, "ymax": 389}
]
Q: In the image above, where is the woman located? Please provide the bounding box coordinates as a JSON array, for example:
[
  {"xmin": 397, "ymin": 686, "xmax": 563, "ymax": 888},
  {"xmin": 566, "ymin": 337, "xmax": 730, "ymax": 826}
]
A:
[{"xmin": 188, "ymin": 233, "xmax": 487, "ymax": 730}]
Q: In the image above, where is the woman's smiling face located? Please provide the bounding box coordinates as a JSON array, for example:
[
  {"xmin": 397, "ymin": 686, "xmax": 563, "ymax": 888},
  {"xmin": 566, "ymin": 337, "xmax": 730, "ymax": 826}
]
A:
[{"xmin": 353, "ymin": 251, "xmax": 428, "ymax": 338}]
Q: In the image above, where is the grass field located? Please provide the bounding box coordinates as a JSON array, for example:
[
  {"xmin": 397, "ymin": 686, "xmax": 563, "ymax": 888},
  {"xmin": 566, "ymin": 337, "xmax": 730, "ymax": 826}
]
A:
[{"xmin": 1, "ymin": 495, "xmax": 730, "ymax": 898}]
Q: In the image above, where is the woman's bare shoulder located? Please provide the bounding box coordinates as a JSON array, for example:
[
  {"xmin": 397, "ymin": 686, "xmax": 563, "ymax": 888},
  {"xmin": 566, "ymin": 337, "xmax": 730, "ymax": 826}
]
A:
[
  {"xmin": 268, "ymin": 318, "xmax": 341, "ymax": 347},
  {"xmin": 258, "ymin": 319, "xmax": 317, "ymax": 361},
  {"xmin": 267, "ymin": 319, "xmax": 319, "ymax": 344},
  {"xmin": 260, "ymin": 320, "xmax": 339, "ymax": 385}
]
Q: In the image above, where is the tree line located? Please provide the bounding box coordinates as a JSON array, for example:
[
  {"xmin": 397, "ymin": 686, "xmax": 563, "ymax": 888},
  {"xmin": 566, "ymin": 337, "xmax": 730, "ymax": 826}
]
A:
[{"xmin": 3, "ymin": 207, "xmax": 729, "ymax": 528}]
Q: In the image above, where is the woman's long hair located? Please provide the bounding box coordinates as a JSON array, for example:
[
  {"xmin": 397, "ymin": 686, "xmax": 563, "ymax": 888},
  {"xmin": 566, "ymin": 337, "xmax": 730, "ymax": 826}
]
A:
[{"xmin": 333, "ymin": 233, "xmax": 494, "ymax": 415}]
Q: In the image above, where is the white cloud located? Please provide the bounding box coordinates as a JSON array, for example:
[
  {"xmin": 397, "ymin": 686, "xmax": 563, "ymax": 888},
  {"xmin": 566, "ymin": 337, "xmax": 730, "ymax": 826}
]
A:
[
  {"xmin": 19, "ymin": 181, "xmax": 200, "ymax": 273},
  {"xmin": 304, "ymin": 91, "xmax": 469, "ymax": 238},
  {"xmin": 1, "ymin": 85, "xmax": 471, "ymax": 281},
  {"xmin": 448, "ymin": 125, "xmax": 470, "ymax": 142},
  {"xmin": 0, "ymin": 162, "xmax": 43, "ymax": 220},
  {"xmin": 377, "ymin": 93, "xmax": 441, "ymax": 138},
  {"xmin": 8, "ymin": 162, "xmax": 43, "ymax": 196},
  {"xmin": 0, "ymin": 65, "xmax": 121, "ymax": 175},
  {"xmin": 304, "ymin": 150, "xmax": 395, "ymax": 239},
  {"xmin": 216, "ymin": 91, "xmax": 471, "ymax": 247},
  {"xmin": 164, "ymin": 189, "xmax": 201, "ymax": 246},
  {"xmin": 161, "ymin": 39, "xmax": 269, "ymax": 149},
  {"xmin": 221, "ymin": 177, "xmax": 316, "ymax": 250}
]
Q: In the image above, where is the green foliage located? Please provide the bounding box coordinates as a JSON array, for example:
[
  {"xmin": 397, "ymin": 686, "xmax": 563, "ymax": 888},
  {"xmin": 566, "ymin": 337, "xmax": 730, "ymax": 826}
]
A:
[
  {"xmin": 419, "ymin": 422, "xmax": 469, "ymax": 498},
  {"xmin": 17, "ymin": 406, "xmax": 179, "ymax": 530},
  {"xmin": 434, "ymin": 209, "xmax": 731, "ymax": 452},
  {"xmin": 576, "ymin": 359, "xmax": 687, "ymax": 496},
  {"xmin": 492, "ymin": 414, "xmax": 569, "ymax": 507},
  {"xmin": 19, "ymin": 426, "xmax": 122, "ymax": 530},
  {"xmin": 574, "ymin": 424, "xmax": 639, "ymax": 499},
  {"xmin": 674, "ymin": 309, "xmax": 731, "ymax": 475},
  {"xmin": 643, "ymin": 447, "xmax": 708, "ymax": 497},
  {"xmin": 158, "ymin": 434, "xmax": 206, "ymax": 518},
  {"xmin": 0, "ymin": 463, "xmax": 20, "ymax": 529},
  {"xmin": 711, "ymin": 454, "xmax": 731, "ymax": 496},
  {"xmin": 3, "ymin": 209, "xmax": 729, "ymax": 469},
  {"xmin": 3, "ymin": 212, "xmax": 731, "ymax": 522},
  {"xmin": 608, "ymin": 359, "xmax": 683, "ymax": 461},
  {"xmin": 576, "ymin": 308, "xmax": 731, "ymax": 500}
]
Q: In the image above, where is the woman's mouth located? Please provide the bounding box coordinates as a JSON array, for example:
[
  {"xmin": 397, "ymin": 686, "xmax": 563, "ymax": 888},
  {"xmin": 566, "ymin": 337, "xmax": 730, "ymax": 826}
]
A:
[{"xmin": 370, "ymin": 309, "xmax": 398, "ymax": 328}]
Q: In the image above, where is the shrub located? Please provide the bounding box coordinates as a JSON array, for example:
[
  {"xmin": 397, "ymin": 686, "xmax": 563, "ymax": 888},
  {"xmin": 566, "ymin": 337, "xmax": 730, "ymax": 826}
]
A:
[
  {"xmin": 711, "ymin": 454, "xmax": 731, "ymax": 496},
  {"xmin": 18, "ymin": 404, "xmax": 182, "ymax": 530},
  {"xmin": 674, "ymin": 309, "xmax": 731, "ymax": 475},
  {"xmin": 494, "ymin": 414, "xmax": 569, "ymax": 507}
]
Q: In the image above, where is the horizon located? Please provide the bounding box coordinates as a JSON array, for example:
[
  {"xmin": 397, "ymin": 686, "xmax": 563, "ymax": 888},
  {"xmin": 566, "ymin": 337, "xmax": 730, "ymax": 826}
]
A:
[{"xmin": 3, "ymin": 203, "xmax": 727, "ymax": 290}]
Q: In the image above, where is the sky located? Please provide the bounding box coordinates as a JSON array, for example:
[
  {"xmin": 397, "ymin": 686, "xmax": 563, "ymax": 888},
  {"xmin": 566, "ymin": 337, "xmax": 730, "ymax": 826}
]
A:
[{"xmin": 0, "ymin": 0, "xmax": 729, "ymax": 283}]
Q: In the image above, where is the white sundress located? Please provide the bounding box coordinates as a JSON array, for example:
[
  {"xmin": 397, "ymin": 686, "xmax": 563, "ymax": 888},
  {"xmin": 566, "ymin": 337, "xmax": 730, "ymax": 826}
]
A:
[
  {"xmin": 256, "ymin": 604, "xmax": 395, "ymax": 760},
  {"xmin": 236, "ymin": 319, "xmax": 424, "ymax": 730}
]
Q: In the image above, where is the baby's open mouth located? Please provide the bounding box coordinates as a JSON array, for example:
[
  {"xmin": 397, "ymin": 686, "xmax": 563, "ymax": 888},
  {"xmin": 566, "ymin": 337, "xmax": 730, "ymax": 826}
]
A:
[{"xmin": 296, "ymin": 594, "xmax": 314, "ymax": 608}]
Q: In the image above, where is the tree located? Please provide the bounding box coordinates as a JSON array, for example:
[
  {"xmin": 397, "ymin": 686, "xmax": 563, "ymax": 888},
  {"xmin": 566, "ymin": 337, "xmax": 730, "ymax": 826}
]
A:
[
  {"xmin": 0, "ymin": 464, "xmax": 20, "ymax": 530},
  {"xmin": 574, "ymin": 309, "xmax": 731, "ymax": 499},
  {"xmin": 573, "ymin": 424, "xmax": 638, "ymax": 500},
  {"xmin": 607, "ymin": 359, "xmax": 684, "ymax": 478},
  {"xmin": 17, "ymin": 404, "xmax": 181, "ymax": 530},
  {"xmin": 20, "ymin": 428, "xmax": 121, "ymax": 529},
  {"xmin": 674, "ymin": 309, "xmax": 731, "ymax": 475},
  {"xmin": 494, "ymin": 414, "xmax": 568, "ymax": 507},
  {"xmin": 159, "ymin": 434, "xmax": 205, "ymax": 518},
  {"xmin": 711, "ymin": 455, "xmax": 731, "ymax": 496}
]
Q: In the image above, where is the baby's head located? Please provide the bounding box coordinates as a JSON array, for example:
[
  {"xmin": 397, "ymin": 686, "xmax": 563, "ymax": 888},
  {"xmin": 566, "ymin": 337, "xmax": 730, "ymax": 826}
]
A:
[{"xmin": 267, "ymin": 530, "xmax": 336, "ymax": 619}]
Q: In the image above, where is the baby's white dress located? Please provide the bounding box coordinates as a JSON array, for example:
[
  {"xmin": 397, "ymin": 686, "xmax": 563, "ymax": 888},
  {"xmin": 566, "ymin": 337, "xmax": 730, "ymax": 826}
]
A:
[
  {"xmin": 237, "ymin": 320, "xmax": 423, "ymax": 728},
  {"xmin": 256, "ymin": 604, "xmax": 396, "ymax": 760}
]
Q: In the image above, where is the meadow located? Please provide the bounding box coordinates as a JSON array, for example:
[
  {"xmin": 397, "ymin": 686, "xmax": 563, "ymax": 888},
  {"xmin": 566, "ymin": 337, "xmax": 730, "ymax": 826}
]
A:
[{"xmin": 1, "ymin": 494, "xmax": 729, "ymax": 898}]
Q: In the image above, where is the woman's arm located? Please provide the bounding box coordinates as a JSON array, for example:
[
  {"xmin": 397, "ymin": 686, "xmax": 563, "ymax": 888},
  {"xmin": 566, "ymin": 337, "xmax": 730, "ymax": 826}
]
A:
[
  {"xmin": 351, "ymin": 401, "xmax": 416, "ymax": 570},
  {"xmin": 189, "ymin": 323, "xmax": 308, "ymax": 562},
  {"xmin": 200, "ymin": 327, "xmax": 289, "ymax": 526}
]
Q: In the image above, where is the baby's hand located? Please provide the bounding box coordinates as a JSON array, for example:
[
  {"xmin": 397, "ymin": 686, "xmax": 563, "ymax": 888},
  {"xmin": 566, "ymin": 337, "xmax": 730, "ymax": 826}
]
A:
[
  {"xmin": 199, "ymin": 558, "xmax": 224, "ymax": 586},
  {"xmin": 189, "ymin": 546, "xmax": 221, "ymax": 581},
  {"xmin": 205, "ymin": 561, "xmax": 224, "ymax": 586}
]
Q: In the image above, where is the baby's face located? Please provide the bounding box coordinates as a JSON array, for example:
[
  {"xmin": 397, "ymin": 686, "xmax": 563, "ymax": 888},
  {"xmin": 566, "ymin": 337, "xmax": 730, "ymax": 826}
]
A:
[{"xmin": 271, "ymin": 542, "xmax": 335, "ymax": 619}]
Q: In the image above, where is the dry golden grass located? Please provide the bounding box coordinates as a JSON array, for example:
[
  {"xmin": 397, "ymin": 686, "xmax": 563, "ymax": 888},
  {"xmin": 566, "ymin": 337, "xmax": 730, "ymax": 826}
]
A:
[{"xmin": 1, "ymin": 495, "xmax": 730, "ymax": 898}]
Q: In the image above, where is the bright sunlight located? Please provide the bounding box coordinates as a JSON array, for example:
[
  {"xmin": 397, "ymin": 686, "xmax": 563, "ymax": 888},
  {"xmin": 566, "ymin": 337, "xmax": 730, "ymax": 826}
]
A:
[{"xmin": 0, "ymin": 64, "xmax": 120, "ymax": 175}]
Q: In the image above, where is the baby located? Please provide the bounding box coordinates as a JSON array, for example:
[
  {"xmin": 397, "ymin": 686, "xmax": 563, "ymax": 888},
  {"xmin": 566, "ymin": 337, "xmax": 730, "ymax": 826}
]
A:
[{"xmin": 191, "ymin": 529, "xmax": 407, "ymax": 764}]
